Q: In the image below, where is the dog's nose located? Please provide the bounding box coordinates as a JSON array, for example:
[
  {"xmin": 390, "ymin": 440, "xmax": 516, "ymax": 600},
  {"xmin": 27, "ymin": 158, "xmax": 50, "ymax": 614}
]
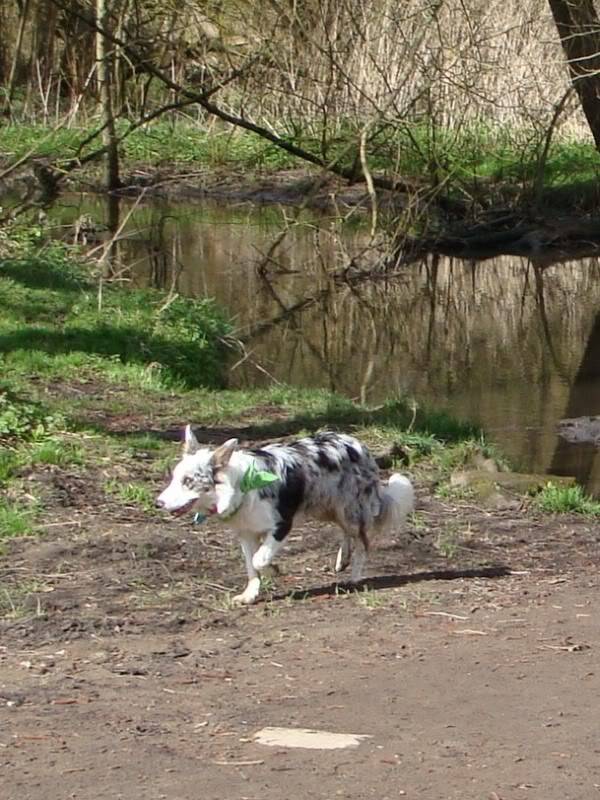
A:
[{"xmin": 155, "ymin": 498, "xmax": 165, "ymax": 509}]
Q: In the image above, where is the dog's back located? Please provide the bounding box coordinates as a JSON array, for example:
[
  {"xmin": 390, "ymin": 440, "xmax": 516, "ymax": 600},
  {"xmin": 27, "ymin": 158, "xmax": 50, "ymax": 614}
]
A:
[{"xmin": 250, "ymin": 431, "xmax": 411, "ymax": 534}]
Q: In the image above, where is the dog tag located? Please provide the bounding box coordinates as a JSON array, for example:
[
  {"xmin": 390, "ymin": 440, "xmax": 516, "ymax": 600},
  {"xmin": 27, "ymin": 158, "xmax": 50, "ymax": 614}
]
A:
[{"xmin": 193, "ymin": 512, "xmax": 207, "ymax": 525}]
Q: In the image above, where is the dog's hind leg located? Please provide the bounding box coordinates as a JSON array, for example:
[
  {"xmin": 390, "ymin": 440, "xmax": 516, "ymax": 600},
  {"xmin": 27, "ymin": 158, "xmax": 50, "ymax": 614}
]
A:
[
  {"xmin": 335, "ymin": 535, "xmax": 352, "ymax": 573},
  {"xmin": 350, "ymin": 525, "xmax": 369, "ymax": 584},
  {"xmin": 233, "ymin": 534, "xmax": 262, "ymax": 605}
]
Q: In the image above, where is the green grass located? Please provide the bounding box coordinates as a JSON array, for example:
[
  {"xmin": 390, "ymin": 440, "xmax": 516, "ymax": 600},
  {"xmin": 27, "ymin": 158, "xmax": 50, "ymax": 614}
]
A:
[
  {"xmin": 0, "ymin": 449, "xmax": 23, "ymax": 483},
  {"xmin": 0, "ymin": 501, "xmax": 37, "ymax": 539},
  {"xmin": 0, "ymin": 228, "xmax": 233, "ymax": 537},
  {"xmin": 105, "ymin": 480, "xmax": 156, "ymax": 512},
  {"xmin": 177, "ymin": 387, "xmax": 478, "ymax": 451},
  {"xmin": 430, "ymin": 438, "xmax": 509, "ymax": 475},
  {"xmin": 29, "ymin": 438, "xmax": 84, "ymax": 468},
  {"xmin": 433, "ymin": 522, "xmax": 473, "ymax": 559},
  {"xmin": 2, "ymin": 119, "xmax": 600, "ymax": 197},
  {"xmin": 0, "ymin": 232, "xmax": 231, "ymax": 391},
  {"xmin": 534, "ymin": 483, "xmax": 600, "ymax": 516},
  {"xmin": 0, "ymin": 121, "xmax": 299, "ymax": 171},
  {"xmin": 0, "ymin": 382, "xmax": 67, "ymax": 441}
]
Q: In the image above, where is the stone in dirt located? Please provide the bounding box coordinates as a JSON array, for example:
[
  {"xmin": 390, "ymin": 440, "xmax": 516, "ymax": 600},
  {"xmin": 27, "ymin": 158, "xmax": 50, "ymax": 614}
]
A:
[{"xmin": 253, "ymin": 726, "xmax": 372, "ymax": 750}]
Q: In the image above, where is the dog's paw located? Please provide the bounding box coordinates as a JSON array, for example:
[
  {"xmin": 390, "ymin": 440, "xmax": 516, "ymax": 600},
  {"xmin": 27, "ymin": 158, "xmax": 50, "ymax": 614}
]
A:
[
  {"xmin": 231, "ymin": 577, "xmax": 261, "ymax": 606},
  {"xmin": 252, "ymin": 546, "xmax": 273, "ymax": 571},
  {"xmin": 232, "ymin": 592, "xmax": 258, "ymax": 606}
]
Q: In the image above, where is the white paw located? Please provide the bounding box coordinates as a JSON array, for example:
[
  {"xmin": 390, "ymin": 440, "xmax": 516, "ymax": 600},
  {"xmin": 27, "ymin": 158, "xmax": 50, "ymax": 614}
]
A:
[
  {"xmin": 252, "ymin": 546, "xmax": 272, "ymax": 571},
  {"xmin": 232, "ymin": 589, "xmax": 260, "ymax": 605},
  {"xmin": 231, "ymin": 577, "xmax": 261, "ymax": 606}
]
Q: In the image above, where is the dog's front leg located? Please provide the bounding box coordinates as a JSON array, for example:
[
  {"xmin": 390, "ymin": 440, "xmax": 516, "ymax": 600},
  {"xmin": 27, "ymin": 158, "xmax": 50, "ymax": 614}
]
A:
[
  {"xmin": 233, "ymin": 535, "xmax": 262, "ymax": 605},
  {"xmin": 252, "ymin": 531, "xmax": 283, "ymax": 572}
]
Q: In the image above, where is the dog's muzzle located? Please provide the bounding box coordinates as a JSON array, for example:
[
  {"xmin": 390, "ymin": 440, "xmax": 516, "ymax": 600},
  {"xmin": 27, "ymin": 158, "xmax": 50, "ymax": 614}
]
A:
[
  {"xmin": 155, "ymin": 498, "xmax": 218, "ymax": 520},
  {"xmin": 155, "ymin": 498, "xmax": 197, "ymax": 517}
]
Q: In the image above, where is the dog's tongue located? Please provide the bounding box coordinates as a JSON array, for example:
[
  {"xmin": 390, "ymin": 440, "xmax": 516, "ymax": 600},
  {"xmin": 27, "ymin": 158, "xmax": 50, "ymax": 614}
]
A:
[
  {"xmin": 209, "ymin": 504, "xmax": 218, "ymax": 515},
  {"xmin": 172, "ymin": 504, "xmax": 191, "ymax": 518}
]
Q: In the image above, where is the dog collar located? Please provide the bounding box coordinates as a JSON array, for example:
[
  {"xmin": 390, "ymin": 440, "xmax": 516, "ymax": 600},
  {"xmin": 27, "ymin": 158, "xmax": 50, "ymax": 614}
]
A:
[{"xmin": 193, "ymin": 462, "xmax": 278, "ymax": 525}]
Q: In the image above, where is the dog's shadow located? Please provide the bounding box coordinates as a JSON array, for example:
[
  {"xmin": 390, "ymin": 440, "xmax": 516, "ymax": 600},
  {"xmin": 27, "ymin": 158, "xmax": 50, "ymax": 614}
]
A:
[{"xmin": 273, "ymin": 564, "xmax": 511, "ymax": 602}]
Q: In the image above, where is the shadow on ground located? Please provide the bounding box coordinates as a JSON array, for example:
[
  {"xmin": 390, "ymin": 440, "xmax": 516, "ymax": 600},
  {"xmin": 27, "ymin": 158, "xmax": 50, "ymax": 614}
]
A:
[{"xmin": 274, "ymin": 565, "xmax": 512, "ymax": 602}]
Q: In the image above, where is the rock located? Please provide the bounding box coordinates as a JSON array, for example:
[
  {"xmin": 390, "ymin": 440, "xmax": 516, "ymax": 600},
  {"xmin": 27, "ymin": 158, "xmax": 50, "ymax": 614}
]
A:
[
  {"xmin": 558, "ymin": 416, "xmax": 600, "ymax": 446},
  {"xmin": 254, "ymin": 726, "xmax": 372, "ymax": 750},
  {"xmin": 450, "ymin": 470, "xmax": 576, "ymax": 506}
]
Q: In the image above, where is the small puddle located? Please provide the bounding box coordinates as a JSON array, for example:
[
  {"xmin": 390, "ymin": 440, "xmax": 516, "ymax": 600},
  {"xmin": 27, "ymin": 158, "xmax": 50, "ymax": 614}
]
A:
[{"xmin": 254, "ymin": 726, "xmax": 371, "ymax": 750}]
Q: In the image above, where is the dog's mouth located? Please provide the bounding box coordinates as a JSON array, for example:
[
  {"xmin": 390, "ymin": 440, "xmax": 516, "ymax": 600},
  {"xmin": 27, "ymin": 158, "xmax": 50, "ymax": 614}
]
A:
[
  {"xmin": 170, "ymin": 499, "xmax": 197, "ymax": 518},
  {"xmin": 170, "ymin": 500, "xmax": 218, "ymax": 519}
]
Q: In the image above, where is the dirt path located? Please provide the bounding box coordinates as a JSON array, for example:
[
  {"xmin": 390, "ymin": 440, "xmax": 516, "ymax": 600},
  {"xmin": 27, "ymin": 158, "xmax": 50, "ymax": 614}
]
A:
[{"xmin": 2, "ymin": 470, "xmax": 600, "ymax": 800}]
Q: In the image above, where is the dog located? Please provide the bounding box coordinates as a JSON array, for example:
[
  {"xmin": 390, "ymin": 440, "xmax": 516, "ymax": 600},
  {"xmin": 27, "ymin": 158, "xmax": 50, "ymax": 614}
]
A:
[{"xmin": 156, "ymin": 426, "xmax": 414, "ymax": 605}]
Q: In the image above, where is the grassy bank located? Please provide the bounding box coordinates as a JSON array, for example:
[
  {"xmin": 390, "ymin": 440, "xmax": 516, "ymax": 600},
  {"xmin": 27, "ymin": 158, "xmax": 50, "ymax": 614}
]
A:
[
  {"xmin": 0, "ymin": 230, "xmax": 231, "ymax": 391},
  {"xmin": 2, "ymin": 121, "xmax": 600, "ymax": 199},
  {"xmin": 0, "ymin": 229, "xmax": 230, "ymax": 538}
]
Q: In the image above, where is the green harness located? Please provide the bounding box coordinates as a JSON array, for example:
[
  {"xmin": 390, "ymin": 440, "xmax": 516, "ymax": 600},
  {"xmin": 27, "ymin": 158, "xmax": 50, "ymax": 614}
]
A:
[{"xmin": 193, "ymin": 462, "xmax": 279, "ymax": 524}]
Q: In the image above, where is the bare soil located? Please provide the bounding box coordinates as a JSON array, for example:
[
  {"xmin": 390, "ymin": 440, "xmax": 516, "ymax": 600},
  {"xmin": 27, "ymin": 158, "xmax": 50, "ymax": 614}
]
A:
[{"xmin": 2, "ymin": 440, "xmax": 600, "ymax": 800}]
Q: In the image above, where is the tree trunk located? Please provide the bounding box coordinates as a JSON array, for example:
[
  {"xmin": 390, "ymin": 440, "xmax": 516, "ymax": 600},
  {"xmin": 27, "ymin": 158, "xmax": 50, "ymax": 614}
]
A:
[
  {"xmin": 5, "ymin": 0, "xmax": 31, "ymax": 115},
  {"xmin": 547, "ymin": 0, "xmax": 600, "ymax": 150},
  {"xmin": 96, "ymin": 0, "xmax": 120, "ymax": 190}
]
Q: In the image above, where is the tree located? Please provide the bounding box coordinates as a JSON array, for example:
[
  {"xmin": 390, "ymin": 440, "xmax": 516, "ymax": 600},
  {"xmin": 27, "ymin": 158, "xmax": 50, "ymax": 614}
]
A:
[
  {"xmin": 95, "ymin": 0, "xmax": 120, "ymax": 191},
  {"xmin": 547, "ymin": 0, "xmax": 600, "ymax": 150}
]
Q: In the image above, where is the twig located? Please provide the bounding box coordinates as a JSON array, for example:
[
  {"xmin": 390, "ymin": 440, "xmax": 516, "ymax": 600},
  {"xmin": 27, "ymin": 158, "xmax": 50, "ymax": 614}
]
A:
[{"xmin": 38, "ymin": 521, "xmax": 82, "ymax": 529}]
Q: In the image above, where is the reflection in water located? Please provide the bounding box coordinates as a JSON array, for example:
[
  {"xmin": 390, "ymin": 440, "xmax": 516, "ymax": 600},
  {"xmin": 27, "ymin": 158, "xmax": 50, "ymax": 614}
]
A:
[
  {"xmin": 47, "ymin": 195, "xmax": 600, "ymax": 495},
  {"xmin": 551, "ymin": 313, "xmax": 600, "ymax": 493}
]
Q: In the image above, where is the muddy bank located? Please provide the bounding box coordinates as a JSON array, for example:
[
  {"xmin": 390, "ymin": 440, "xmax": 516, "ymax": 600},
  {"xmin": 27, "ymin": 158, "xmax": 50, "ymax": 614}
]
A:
[{"xmin": 2, "ymin": 161, "xmax": 398, "ymax": 212}]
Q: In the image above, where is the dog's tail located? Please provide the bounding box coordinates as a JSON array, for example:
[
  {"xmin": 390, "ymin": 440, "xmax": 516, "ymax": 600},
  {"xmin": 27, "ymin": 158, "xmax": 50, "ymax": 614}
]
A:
[{"xmin": 375, "ymin": 473, "xmax": 414, "ymax": 532}]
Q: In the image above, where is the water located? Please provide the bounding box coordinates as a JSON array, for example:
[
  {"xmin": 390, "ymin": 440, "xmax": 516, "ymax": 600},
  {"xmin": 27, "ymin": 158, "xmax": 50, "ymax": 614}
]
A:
[{"xmin": 45, "ymin": 194, "xmax": 600, "ymax": 495}]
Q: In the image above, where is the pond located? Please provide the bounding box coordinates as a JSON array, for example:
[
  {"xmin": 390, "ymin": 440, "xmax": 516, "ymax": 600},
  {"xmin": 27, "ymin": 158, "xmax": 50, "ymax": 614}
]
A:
[{"xmin": 46, "ymin": 193, "xmax": 600, "ymax": 496}]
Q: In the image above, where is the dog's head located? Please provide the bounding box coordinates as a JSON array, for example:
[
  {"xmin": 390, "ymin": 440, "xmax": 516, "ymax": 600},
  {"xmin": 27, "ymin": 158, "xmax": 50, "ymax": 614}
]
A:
[{"xmin": 156, "ymin": 425, "xmax": 240, "ymax": 518}]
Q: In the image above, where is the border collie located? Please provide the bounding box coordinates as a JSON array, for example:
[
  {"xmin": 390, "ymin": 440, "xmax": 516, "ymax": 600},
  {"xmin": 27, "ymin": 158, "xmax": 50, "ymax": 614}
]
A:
[{"xmin": 156, "ymin": 426, "xmax": 414, "ymax": 605}]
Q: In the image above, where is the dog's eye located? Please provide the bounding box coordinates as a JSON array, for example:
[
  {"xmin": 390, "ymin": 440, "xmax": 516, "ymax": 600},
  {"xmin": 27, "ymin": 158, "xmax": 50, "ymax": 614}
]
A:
[{"xmin": 182, "ymin": 476, "xmax": 194, "ymax": 488}]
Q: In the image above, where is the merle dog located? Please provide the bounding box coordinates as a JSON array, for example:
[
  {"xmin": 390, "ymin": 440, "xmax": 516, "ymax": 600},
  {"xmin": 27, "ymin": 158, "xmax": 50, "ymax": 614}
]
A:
[{"xmin": 157, "ymin": 426, "xmax": 414, "ymax": 604}]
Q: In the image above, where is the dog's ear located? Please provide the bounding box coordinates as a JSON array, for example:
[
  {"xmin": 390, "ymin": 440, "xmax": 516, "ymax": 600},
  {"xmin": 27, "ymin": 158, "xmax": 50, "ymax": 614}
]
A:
[
  {"xmin": 183, "ymin": 424, "xmax": 200, "ymax": 455},
  {"xmin": 210, "ymin": 438, "xmax": 238, "ymax": 468}
]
